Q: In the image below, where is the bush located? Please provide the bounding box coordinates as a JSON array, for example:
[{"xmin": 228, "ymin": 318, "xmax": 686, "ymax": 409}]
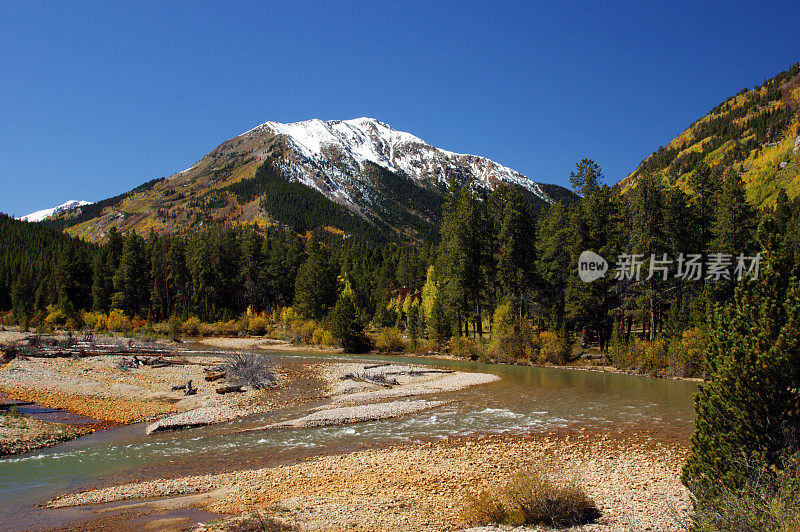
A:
[
  {"xmin": 93, "ymin": 313, "xmax": 109, "ymax": 332},
  {"xmin": 183, "ymin": 316, "xmax": 201, "ymax": 336},
  {"xmin": 44, "ymin": 305, "xmax": 68, "ymax": 328},
  {"xmin": 168, "ymin": 315, "xmax": 182, "ymax": 339},
  {"xmin": 374, "ymin": 327, "xmax": 406, "ymax": 353},
  {"xmin": 450, "ymin": 336, "xmax": 484, "ymax": 360},
  {"xmin": 81, "ymin": 311, "xmax": 102, "ymax": 331},
  {"xmin": 107, "ymin": 309, "xmax": 133, "ymax": 332},
  {"xmin": 223, "ymin": 353, "xmax": 277, "ymax": 389},
  {"xmin": 463, "ymin": 470, "xmax": 600, "ymax": 527},
  {"xmin": 214, "ymin": 511, "xmax": 298, "ymax": 532},
  {"xmin": 488, "ymin": 308, "xmax": 541, "ymax": 363},
  {"xmin": 200, "ymin": 322, "xmax": 218, "ymax": 336},
  {"xmin": 666, "ymin": 327, "xmax": 708, "ymax": 378},
  {"xmin": 463, "ymin": 490, "xmax": 510, "ymax": 525},
  {"xmin": 538, "ymin": 331, "xmax": 571, "ymax": 365},
  {"xmin": 249, "ymin": 315, "xmax": 268, "ymax": 336},
  {"xmin": 692, "ymin": 454, "xmax": 800, "ymax": 532},
  {"xmin": 506, "ymin": 472, "xmax": 600, "ymax": 527}
]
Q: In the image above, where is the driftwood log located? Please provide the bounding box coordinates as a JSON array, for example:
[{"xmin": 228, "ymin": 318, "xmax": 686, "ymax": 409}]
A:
[
  {"xmin": 171, "ymin": 380, "xmax": 197, "ymax": 395},
  {"xmin": 216, "ymin": 384, "xmax": 244, "ymax": 394},
  {"xmin": 204, "ymin": 371, "xmax": 226, "ymax": 382}
]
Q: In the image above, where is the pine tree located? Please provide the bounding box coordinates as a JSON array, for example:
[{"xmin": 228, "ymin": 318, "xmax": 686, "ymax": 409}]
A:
[
  {"xmin": 497, "ymin": 187, "xmax": 536, "ymax": 321},
  {"xmin": 330, "ymin": 291, "xmax": 369, "ymax": 353},
  {"xmin": 294, "ymin": 239, "xmax": 336, "ymax": 320},
  {"xmin": 683, "ymin": 229, "xmax": 800, "ymax": 503},
  {"xmin": 563, "ymin": 160, "xmax": 622, "ymax": 349},
  {"xmin": 437, "ymin": 181, "xmax": 485, "ymax": 338},
  {"xmin": 111, "ymin": 231, "xmax": 148, "ymax": 316},
  {"xmin": 427, "ymin": 291, "xmax": 452, "ymax": 348}
]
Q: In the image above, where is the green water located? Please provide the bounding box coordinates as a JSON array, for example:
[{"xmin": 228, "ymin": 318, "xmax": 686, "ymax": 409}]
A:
[{"xmin": 0, "ymin": 351, "xmax": 698, "ymax": 530}]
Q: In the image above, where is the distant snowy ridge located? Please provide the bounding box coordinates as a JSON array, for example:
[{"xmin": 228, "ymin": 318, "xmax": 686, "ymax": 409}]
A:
[
  {"xmin": 240, "ymin": 117, "xmax": 550, "ymax": 202},
  {"xmin": 19, "ymin": 200, "xmax": 92, "ymax": 223}
]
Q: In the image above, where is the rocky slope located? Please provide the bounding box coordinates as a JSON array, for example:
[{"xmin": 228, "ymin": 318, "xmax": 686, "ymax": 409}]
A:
[{"xmin": 42, "ymin": 118, "xmax": 575, "ymax": 242}]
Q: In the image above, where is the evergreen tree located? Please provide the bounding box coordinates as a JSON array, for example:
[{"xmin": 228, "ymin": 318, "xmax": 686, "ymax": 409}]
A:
[
  {"xmin": 709, "ymin": 171, "xmax": 756, "ymax": 301},
  {"xmin": 683, "ymin": 227, "xmax": 800, "ymax": 503},
  {"xmin": 111, "ymin": 232, "xmax": 148, "ymax": 316},
  {"xmin": 537, "ymin": 202, "xmax": 572, "ymax": 329},
  {"xmin": 497, "ymin": 187, "xmax": 536, "ymax": 321},
  {"xmin": 563, "ymin": 160, "xmax": 622, "ymax": 348},
  {"xmin": 437, "ymin": 181, "xmax": 486, "ymax": 338},
  {"xmin": 293, "ymin": 239, "xmax": 336, "ymax": 320},
  {"xmin": 330, "ymin": 291, "xmax": 369, "ymax": 353}
]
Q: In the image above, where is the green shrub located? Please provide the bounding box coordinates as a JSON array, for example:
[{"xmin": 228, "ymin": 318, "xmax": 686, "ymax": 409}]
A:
[
  {"xmin": 44, "ymin": 305, "xmax": 67, "ymax": 328},
  {"xmin": 80, "ymin": 311, "xmax": 102, "ymax": 331},
  {"xmin": 451, "ymin": 336, "xmax": 484, "ymax": 359},
  {"xmin": 488, "ymin": 304, "xmax": 541, "ymax": 363},
  {"xmin": 667, "ymin": 326, "xmax": 708, "ymax": 378},
  {"xmin": 168, "ymin": 315, "xmax": 182, "ymax": 339},
  {"xmin": 692, "ymin": 454, "xmax": 800, "ymax": 532},
  {"xmin": 298, "ymin": 320, "xmax": 316, "ymax": 344},
  {"xmin": 538, "ymin": 331, "xmax": 571, "ymax": 365}
]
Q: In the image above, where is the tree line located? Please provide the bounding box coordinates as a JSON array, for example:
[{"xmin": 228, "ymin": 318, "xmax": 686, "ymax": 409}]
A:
[{"xmin": 5, "ymin": 158, "xmax": 800, "ymax": 357}]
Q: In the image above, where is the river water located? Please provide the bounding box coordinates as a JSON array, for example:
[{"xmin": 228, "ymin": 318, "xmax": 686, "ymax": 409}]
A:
[{"xmin": 0, "ymin": 350, "xmax": 698, "ymax": 530}]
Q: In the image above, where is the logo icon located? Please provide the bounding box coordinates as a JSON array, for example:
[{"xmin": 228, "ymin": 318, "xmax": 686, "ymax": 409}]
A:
[{"xmin": 578, "ymin": 250, "xmax": 608, "ymax": 282}]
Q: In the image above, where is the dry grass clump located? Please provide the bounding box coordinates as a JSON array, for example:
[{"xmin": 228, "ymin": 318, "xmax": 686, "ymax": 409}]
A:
[
  {"xmin": 208, "ymin": 511, "xmax": 298, "ymax": 531},
  {"xmin": 464, "ymin": 469, "xmax": 600, "ymax": 528}
]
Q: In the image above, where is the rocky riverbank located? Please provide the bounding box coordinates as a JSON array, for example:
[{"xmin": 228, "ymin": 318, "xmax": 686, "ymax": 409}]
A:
[
  {"xmin": 0, "ymin": 411, "xmax": 93, "ymax": 457},
  {"xmin": 48, "ymin": 429, "xmax": 691, "ymax": 531}
]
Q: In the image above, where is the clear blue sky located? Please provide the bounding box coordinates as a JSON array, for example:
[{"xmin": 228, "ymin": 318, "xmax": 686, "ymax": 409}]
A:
[{"xmin": 1, "ymin": 1, "xmax": 799, "ymax": 216}]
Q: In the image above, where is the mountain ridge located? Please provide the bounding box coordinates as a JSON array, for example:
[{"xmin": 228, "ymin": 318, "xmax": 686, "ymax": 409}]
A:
[{"xmin": 39, "ymin": 117, "xmax": 576, "ymax": 242}]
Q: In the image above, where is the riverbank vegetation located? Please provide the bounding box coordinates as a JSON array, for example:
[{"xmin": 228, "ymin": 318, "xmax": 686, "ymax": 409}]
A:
[
  {"xmin": 464, "ymin": 469, "xmax": 600, "ymax": 527},
  {"xmin": 4, "ymin": 153, "xmax": 800, "ymax": 382}
]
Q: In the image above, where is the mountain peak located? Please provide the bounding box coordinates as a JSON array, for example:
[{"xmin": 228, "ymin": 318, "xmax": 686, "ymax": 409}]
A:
[
  {"xmin": 19, "ymin": 200, "xmax": 92, "ymax": 223},
  {"xmin": 47, "ymin": 118, "xmax": 576, "ymax": 242},
  {"xmin": 233, "ymin": 117, "xmax": 546, "ymax": 201}
]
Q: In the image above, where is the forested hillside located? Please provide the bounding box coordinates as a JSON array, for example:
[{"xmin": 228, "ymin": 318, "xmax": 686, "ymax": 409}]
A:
[{"xmin": 624, "ymin": 62, "xmax": 800, "ymax": 206}]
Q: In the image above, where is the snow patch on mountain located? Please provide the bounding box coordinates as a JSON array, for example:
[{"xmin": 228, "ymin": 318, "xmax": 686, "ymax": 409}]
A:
[
  {"xmin": 241, "ymin": 117, "xmax": 549, "ymax": 202},
  {"xmin": 19, "ymin": 200, "xmax": 92, "ymax": 223}
]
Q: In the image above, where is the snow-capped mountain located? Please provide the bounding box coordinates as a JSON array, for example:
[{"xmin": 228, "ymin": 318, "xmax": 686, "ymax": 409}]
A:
[
  {"xmin": 19, "ymin": 200, "xmax": 92, "ymax": 223},
  {"xmin": 48, "ymin": 118, "xmax": 577, "ymax": 242},
  {"xmin": 235, "ymin": 117, "xmax": 550, "ymax": 204}
]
